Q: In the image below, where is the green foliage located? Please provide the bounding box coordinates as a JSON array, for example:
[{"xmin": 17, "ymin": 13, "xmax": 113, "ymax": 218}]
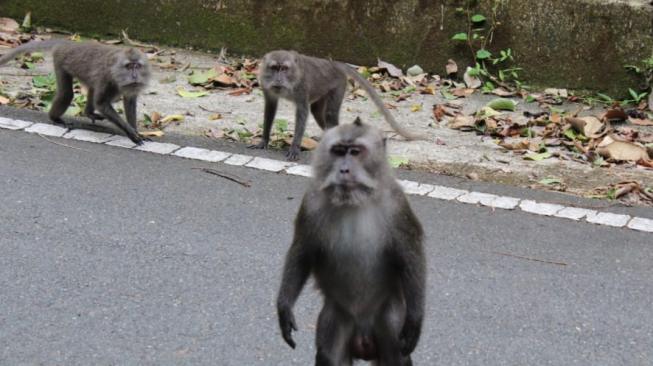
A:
[{"xmin": 451, "ymin": 0, "xmax": 523, "ymax": 88}]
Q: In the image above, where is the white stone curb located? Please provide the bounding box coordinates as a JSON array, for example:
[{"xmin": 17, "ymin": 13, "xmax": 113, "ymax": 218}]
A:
[
  {"xmin": 2, "ymin": 118, "xmax": 652, "ymax": 235},
  {"xmin": 24, "ymin": 123, "xmax": 68, "ymax": 137},
  {"xmin": 63, "ymin": 129, "xmax": 115, "ymax": 143},
  {"xmin": 134, "ymin": 141, "xmax": 180, "ymax": 155},
  {"xmin": 173, "ymin": 147, "xmax": 231, "ymax": 162},
  {"xmin": 0, "ymin": 117, "xmax": 32, "ymax": 130},
  {"xmin": 245, "ymin": 157, "xmax": 296, "ymax": 172}
]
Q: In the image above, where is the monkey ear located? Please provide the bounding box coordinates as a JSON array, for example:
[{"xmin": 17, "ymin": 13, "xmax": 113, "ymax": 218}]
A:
[{"xmin": 353, "ymin": 117, "xmax": 363, "ymax": 127}]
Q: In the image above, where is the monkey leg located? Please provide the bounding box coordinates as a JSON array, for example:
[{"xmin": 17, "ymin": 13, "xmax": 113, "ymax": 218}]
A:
[
  {"xmin": 250, "ymin": 92, "xmax": 278, "ymax": 150},
  {"xmin": 315, "ymin": 301, "xmax": 353, "ymax": 366},
  {"xmin": 123, "ymin": 95, "xmax": 138, "ymax": 129},
  {"xmin": 287, "ymin": 101, "xmax": 310, "ymax": 161},
  {"xmin": 372, "ymin": 299, "xmax": 409, "ymax": 366},
  {"xmin": 95, "ymin": 91, "xmax": 143, "ymax": 145},
  {"xmin": 310, "ymin": 99, "xmax": 328, "ymax": 130},
  {"xmin": 84, "ymin": 88, "xmax": 105, "ymax": 123},
  {"xmin": 48, "ymin": 70, "xmax": 74, "ymax": 125},
  {"xmin": 324, "ymin": 83, "xmax": 346, "ymax": 129}
]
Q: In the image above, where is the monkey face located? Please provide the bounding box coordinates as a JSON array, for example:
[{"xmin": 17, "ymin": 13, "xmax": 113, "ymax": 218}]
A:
[
  {"xmin": 260, "ymin": 51, "xmax": 301, "ymax": 94},
  {"xmin": 112, "ymin": 49, "xmax": 151, "ymax": 92},
  {"xmin": 314, "ymin": 118, "xmax": 389, "ymax": 206}
]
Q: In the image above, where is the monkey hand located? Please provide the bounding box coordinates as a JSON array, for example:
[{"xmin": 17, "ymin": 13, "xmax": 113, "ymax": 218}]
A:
[
  {"xmin": 399, "ymin": 319, "xmax": 422, "ymax": 356},
  {"xmin": 278, "ymin": 306, "xmax": 298, "ymax": 349}
]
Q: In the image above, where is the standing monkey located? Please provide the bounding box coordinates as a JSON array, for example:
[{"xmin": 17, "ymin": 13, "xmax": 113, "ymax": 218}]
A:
[
  {"xmin": 276, "ymin": 118, "xmax": 426, "ymax": 365},
  {"xmin": 255, "ymin": 50, "xmax": 426, "ymax": 161},
  {"xmin": 0, "ymin": 39, "xmax": 150, "ymax": 145}
]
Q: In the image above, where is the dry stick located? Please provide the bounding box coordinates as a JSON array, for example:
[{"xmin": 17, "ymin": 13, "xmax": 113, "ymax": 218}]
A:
[
  {"xmin": 199, "ymin": 105, "xmax": 232, "ymax": 114},
  {"xmin": 38, "ymin": 133, "xmax": 89, "ymax": 151},
  {"xmin": 192, "ymin": 167, "xmax": 251, "ymax": 187},
  {"xmin": 491, "ymin": 251, "xmax": 567, "ymax": 266}
]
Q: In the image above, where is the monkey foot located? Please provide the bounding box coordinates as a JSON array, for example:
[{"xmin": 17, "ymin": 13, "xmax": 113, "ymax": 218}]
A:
[
  {"xmin": 285, "ymin": 146, "xmax": 301, "ymax": 161},
  {"xmin": 248, "ymin": 141, "xmax": 268, "ymax": 150},
  {"xmin": 51, "ymin": 118, "xmax": 69, "ymax": 127},
  {"xmin": 87, "ymin": 112, "xmax": 105, "ymax": 123}
]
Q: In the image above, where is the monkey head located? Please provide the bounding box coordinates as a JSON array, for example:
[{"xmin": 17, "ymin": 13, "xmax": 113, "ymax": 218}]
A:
[
  {"xmin": 111, "ymin": 48, "xmax": 151, "ymax": 95},
  {"xmin": 259, "ymin": 50, "xmax": 302, "ymax": 95},
  {"xmin": 313, "ymin": 117, "xmax": 391, "ymax": 206}
]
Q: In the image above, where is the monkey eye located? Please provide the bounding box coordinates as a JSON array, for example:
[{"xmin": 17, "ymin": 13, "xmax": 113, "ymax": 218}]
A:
[
  {"xmin": 279, "ymin": 65, "xmax": 288, "ymax": 72},
  {"xmin": 330, "ymin": 145, "xmax": 348, "ymax": 157},
  {"xmin": 349, "ymin": 147, "xmax": 361, "ymax": 156}
]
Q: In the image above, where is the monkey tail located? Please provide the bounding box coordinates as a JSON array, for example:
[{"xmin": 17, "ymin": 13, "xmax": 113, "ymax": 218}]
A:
[
  {"xmin": 0, "ymin": 39, "xmax": 70, "ymax": 66},
  {"xmin": 334, "ymin": 62, "xmax": 427, "ymax": 141}
]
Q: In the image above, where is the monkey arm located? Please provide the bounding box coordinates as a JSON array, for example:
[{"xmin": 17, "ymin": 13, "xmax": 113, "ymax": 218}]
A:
[
  {"xmin": 392, "ymin": 204, "xmax": 426, "ymax": 355},
  {"xmin": 277, "ymin": 207, "xmax": 315, "ymax": 348}
]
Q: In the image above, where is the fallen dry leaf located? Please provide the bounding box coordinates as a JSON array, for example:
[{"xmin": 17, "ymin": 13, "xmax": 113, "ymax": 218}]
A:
[
  {"xmin": 205, "ymin": 127, "xmax": 224, "ymax": 139},
  {"xmin": 449, "ymin": 115, "xmax": 476, "ymax": 130},
  {"xmin": 463, "ymin": 67, "xmax": 481, "ymax": 89},
  {"xmin": 0, "ymin": 18, "xmax": 19, "ymax": 33},
  {"xmin": 432, "ymin": 104, "xmax": 446, "ymax": 122},
  {"xmin": 377, "ymin": 59, "xmax": 403, "ymax": 78},
  {"xmin": 228, "ymin": 88, "xmax": 251, "ymax": 96},
  {"xmin": 491, "ymin": 87, "xmax": 515, "ymax": 97},
  {"xmin": 208, "ymin": 113, "xmax": 222, "ymax": 120},
  {"xmin": 603, "ymin": 107, "xmax": 627, "ymax": 122},
  {"xmin": 0, "ymin": 95, "xmax": 10, "ymax": 105},
  {"xmin": 452, "ymin": 88, "xmax": 475, "ymax": 98},
  {"xmin": 140, "ymin": 130, "xmax": 164, "ymax": 138},
  {"xmin": 566, "ymin": 116, "xmax": 605, "ymax": 138},
  {"xmin": 629, "ymin": 117, "xmax": 653, "ymax": 126},
  {"xmin": 597, "ymin": 140, "xmax": 650, "ymax": 162},
  {"xmin": 445, "ymin": 59, "xmax": 458, "ymax": 75},
  {"xmin": 284, "ymin": 137, "xmax": 319, "ymax": 151}
]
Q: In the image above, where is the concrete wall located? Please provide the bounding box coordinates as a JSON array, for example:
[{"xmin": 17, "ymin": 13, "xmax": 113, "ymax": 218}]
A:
[{"xmin": 2, "ymin": 0, "xmax": 652, "ymax": 94}]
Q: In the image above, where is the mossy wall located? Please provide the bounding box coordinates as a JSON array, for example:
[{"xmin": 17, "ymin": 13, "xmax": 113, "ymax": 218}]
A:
[{"xmin": 2, "ymin": 0, "xmax": 652, "ymax": 94}]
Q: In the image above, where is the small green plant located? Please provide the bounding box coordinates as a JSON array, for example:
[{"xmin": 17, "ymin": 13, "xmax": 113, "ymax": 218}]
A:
[
  {"xmin": 31, "ymin": 73, "xmax": 86, "ymax": 116},
  {"xmin": 451, "ymin": 0, "xmax": 523, "ymax": 89}
]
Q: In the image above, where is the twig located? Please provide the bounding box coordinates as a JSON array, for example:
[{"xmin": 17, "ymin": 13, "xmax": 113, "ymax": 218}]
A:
[
  {"xmin": 199, "ymin": 105, "xmax": 232, "ymax": 114},
  {"xmin": 38, "ymin": 133, "xmax": 88, "ymax": 151},
  {"xmin": 192, "ymin": 167, "xmax": 251, "ymax": 187},
  {"xmin": 0, "ymin": 71, "xmax": 49, "ymax": 77},
  {"xmin": 491, "ymin": 251, "xmax": 567, "ymax": 266}
]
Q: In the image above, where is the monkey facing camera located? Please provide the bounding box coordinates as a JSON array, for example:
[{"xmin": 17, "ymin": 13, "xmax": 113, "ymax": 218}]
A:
[
  {"xmin": 0, "ymin": 40, "xmax": 151, "ymax": 145},
  {"xmin": 276, "ymin": 118, "xmax": 426, "ymax": 365}
]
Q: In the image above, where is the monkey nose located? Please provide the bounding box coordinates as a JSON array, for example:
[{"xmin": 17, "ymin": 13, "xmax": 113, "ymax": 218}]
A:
[{"xmin": 339, "ymin": 168, "xmax": 350, "ymax": 174}]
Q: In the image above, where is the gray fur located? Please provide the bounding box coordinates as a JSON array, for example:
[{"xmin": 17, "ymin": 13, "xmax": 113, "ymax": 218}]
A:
[
  {"xmin": 253, "ymin": 50, "xmax": 425, "ymax": 161},
  {"xmin": 0, "ymin": 40, "xmax": 150, "ymax": 144},
  {"xmin": 276, "ymin": 119, "xmax": 426, "ymax": 365}
]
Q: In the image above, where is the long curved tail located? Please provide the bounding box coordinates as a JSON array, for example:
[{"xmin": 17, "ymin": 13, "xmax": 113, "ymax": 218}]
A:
[
  {"xmin": 0, "ymin": 39, "xmax": 70, "ymax": 66},
  {"xmin": 334, "ymin": 61, "xmax": 427, "ymax": 141}
]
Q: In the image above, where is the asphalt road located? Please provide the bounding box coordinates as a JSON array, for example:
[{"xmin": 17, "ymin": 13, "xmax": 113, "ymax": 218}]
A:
[{"xmin": 1, "ymin": 127, "xmax": 652, "ymax": 366}]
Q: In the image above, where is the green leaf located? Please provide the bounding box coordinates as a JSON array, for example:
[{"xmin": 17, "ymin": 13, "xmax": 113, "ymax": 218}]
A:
[
  {"xmin": 486, "ymin": 98, "xmax": 517, "ymax": 111},
  {"xmin": 176, "ymin": 87, "xmax": 209, "ymax": 98},
  {"xmin": 441, "ymin": 89, "xmax": 457, "ymax": 100},
  {"xmin": 563, "ymin": 128, "xmax": 578, "ymax": 140},
  {"xmin": 388, "ymin": 156, "xmax": 409, "ymax": 168},
  {"xmin": 32, "ymin": 73, "xmax": 56, "ymax": 89},
  {"xmin": 188, "ymin": 69, "xmax": 218, "ymax": 85},
  {"xmin": 525, "ymin": 95, "xmax": 536, "ymax": 103},
  {"xmin": 538, "ymin": 178, "xmax": 562, "ymax": 185},
  {"xmin": 471, "ymin": 14, "xmax": 487, "ymax": 22},
  {"xmin": 629, "ymin": 88, "xmax": 639, "ymax": 101},
  {"xmin": 476, "ymin": 49, "xmax": 492, "ymax": 60},
  {"xmin": 452, "ymin": 32, "xmax": 468, "ymax": 41},
  {"xmin": 524, "ymin": 152, "xmax": 553, "ymax": 161},
  {"xmin": 274, "ymin": 118, "xmax": 289, "ymax": 133}
]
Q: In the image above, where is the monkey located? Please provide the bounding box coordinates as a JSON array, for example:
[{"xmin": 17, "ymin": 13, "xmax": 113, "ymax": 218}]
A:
[
  {"xmin": 253, "ymin": 50, "xmax": 426, "ymax": 161},
  {"xmin": 276, "ymin": 117, "xmax": 426, "ymax": 365},
  {"xmin": 0, "ymin": 39, "xmax": 150, "ymax": 145}
]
